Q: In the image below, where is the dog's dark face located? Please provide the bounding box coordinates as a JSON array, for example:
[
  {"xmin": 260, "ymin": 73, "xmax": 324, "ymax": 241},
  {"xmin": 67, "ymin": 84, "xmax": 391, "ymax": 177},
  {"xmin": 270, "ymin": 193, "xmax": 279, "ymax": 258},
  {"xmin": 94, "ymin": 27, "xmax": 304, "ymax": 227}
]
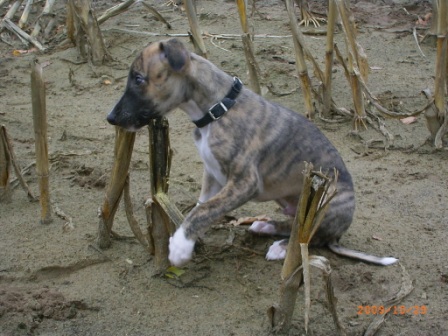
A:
[
  {"xmin": 106, "ymin": 69, "xmax": 158, "ymax": 130},
  {"xmin": 107, "ymin": 39, "xmax": 190, "ymax": 131}
]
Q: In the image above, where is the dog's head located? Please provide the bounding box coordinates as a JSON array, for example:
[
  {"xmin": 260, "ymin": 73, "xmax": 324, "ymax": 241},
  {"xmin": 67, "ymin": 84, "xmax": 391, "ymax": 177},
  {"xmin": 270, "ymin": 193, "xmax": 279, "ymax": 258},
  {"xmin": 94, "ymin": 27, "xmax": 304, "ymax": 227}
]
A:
[{"xmin": 107, "ymin": 39, "xmax": 190, "ymax": 131}]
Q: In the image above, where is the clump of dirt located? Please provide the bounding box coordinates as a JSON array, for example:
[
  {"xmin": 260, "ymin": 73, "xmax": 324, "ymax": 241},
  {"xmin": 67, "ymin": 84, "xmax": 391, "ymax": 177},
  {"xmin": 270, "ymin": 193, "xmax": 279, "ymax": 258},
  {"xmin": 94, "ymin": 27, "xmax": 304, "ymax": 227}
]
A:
[
  {"xmin": 69, "ymin": 164, "xmax": 107, "ymax": 189},
  {"xmin": 0, "ymin": 285, "xmax": 85, "ymax": 334}
]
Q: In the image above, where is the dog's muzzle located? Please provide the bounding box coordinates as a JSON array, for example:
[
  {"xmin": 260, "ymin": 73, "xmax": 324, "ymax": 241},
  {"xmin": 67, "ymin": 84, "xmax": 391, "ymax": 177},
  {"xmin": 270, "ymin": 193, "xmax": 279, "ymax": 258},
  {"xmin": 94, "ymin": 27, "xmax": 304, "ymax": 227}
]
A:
[
  {"xmin": 106, "ymin": 111, "xmax": 117, "ymax": 125},
  {"xmin": 106, "ymin": 88, "xmax": 158, "ymax": 131}
]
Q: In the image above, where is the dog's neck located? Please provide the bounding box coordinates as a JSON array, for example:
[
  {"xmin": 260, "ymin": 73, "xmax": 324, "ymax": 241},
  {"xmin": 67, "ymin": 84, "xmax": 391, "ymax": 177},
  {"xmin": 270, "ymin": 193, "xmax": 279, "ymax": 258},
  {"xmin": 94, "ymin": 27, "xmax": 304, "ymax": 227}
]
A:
[
  {"xmin": 179, "ymin": 54, "xmax": 237, "ymax": 123},
  {"xmin": 179, "ymin": 100, "xmax": 207, "ymax": 121}
]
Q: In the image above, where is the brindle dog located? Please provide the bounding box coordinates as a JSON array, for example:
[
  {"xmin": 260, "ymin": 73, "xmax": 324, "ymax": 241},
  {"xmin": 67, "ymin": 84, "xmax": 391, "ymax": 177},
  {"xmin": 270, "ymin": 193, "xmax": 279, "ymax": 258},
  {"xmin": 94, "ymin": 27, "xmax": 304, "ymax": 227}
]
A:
[{"xmin": 107, "ymin": 38, "xmax": 398, "ymax": 267}]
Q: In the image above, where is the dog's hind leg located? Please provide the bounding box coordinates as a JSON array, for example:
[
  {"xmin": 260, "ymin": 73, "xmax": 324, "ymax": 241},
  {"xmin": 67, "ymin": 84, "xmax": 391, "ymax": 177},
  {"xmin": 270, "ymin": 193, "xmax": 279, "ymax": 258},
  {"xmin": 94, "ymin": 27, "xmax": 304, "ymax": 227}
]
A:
[
  {"xmin": 249, "ymin": 220, "xmax": 292, "ymax": 236},
  {"xmin": 249, "ymin": 220, "xmax": 292, "ymax": 260},
  {"xmin": 249, "ymin": 197, "xmax": 297, "ymax": 236},
  {"xmin": 248, "ymin": 198, "xmax": 297, "ymax": 260},
  {"xmin": 265, "ymin": 239, "xmax": 289, "ymax": 260},
  {"xmin": 169, "ymin": 169, "xmax": 260, "ymax": 266}
]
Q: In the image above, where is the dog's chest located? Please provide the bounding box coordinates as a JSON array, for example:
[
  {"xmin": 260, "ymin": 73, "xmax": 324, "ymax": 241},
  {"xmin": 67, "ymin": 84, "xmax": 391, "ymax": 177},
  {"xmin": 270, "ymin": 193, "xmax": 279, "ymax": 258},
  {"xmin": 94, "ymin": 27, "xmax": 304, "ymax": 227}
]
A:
[{"xmin": 194, "ymin": 127, "xmax": 227, "ymax": 186}]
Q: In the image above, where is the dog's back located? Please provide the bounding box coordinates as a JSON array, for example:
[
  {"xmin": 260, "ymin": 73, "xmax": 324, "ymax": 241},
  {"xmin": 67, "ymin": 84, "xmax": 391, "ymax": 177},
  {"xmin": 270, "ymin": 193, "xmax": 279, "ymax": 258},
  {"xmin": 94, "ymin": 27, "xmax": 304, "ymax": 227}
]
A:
[{"xmin": 204, "ymin": 86, "xmax": 355, "ymax": 247}]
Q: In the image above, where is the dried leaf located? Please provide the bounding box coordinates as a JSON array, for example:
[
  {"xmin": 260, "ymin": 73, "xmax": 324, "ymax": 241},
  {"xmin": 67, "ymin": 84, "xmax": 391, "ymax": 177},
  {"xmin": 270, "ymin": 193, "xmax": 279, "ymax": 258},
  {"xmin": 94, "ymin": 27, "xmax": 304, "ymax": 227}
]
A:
[
  {"xmin": 357, "ymin": 42, "xmax": 370, "ymax": 81},
  {"xmin": 12, "ymin": 48, "xmax": 37, "ymax": 56},
  {"xmin": 400, "ymin": 116, "xmax": 417, "ymax": 125},
  {"xmin": 424, "ymin": 13, "xmax": 432, "ymax": 21},
  {"xmin": 372, "ymin": 235, "xmax": 383, "ymax": 241},
  {"xmin": 415, "ymin": 16, "xmax": 428, "ymax": 26},
  {"xmin": 165, "ymin": 266, "xmax": 185, "ymax": 279},
  {"xmin": 62, "ymin": 221, "xmax": 75, "ymax": 232},
  {"xmin": 229, "ymin": 214, "xmax": 271, "ymax": 226}
]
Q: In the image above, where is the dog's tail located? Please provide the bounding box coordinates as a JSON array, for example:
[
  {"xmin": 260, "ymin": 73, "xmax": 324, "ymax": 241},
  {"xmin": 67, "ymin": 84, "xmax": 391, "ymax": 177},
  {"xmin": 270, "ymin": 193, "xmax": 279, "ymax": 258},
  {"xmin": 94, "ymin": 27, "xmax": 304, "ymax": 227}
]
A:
[{"xmin": 328, "ymin": 244, "xmax": 398, "ymax": 266}]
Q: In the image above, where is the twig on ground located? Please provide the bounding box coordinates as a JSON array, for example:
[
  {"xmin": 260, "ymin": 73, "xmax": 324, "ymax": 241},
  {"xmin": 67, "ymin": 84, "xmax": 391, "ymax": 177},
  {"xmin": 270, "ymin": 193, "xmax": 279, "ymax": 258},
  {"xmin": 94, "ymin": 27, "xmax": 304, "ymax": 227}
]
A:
[
  {"xmin": 3, "ymin": 18, "xmax": 46, "ymax": 51},
  {"xmin": 97, "ymin": 0, "xmax": 171, "ymax": 29},
  {"xmin": 413, "ymin": 27, "xmax": 426, "ymax": 57},
  {"xmin": 123, "ymin": 175, "xmax": 152, "ymax": 253},
  {"xmin": 103, "ymin": 28, "xmax": 293, "ymax": 40},
  {"xmin": 140, "ymin": 1, "xmax": 172, "ymax": 29},
  {"xmin": 364, "ymin": 263, "xmax": 413, "ymax": 336},
  {"xmin": 18, "ymin": 0, "xmax": 33, "ymax": 29},
  {"xmin": 54, "ymin": 202, "xmax": 74, "ymax": 232},
  {"xmin": 0, "ymin": 125, "xmax": 36, "ymax": 202},
  {"xmin": 97, "ymin": 0, "xmax": 137, "ymax": 25}
]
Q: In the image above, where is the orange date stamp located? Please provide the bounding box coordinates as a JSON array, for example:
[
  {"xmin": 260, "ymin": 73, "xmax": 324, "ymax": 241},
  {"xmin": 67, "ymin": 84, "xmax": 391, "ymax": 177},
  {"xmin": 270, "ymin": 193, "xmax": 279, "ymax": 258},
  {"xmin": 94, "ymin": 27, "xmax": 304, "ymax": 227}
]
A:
[{"xmin": 357, "ymin": 305, "xmax": 427, "ymax": 315}]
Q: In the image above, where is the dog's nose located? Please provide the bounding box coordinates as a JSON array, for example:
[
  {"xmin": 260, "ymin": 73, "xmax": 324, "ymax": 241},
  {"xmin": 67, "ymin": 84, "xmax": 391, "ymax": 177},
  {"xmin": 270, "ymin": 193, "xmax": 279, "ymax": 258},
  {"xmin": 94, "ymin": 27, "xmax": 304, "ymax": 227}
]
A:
[{"xmin": 106, "ymin": 112, "xmax": 117, "ymax": 125}]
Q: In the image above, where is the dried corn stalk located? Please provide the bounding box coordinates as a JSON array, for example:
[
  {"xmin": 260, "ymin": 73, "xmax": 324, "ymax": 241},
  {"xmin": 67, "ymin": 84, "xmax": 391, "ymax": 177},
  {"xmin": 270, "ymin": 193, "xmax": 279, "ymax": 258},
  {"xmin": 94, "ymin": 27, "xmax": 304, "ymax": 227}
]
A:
[
  {"xmin": 428, "ymin": 0, "xmax": 448, "ymax": 147},
  {"xmin": 30, "ymin": 60, "xmax": 52, "ymax": 224},
  {"xmin": 269, "ymin": 163, "xmax": 342, "ymax": 334},
  {"xmin": 1, "ymin": 0, "xmax": 57, "ymax": 48},
  {"xmin": 236, "ymin": 0, "xmax": 261, "ymax": 94},
  {"xmin": 183, "ymin": 0, "xmax": 207, "ymax": 58},
  {"xmin": 146, "ymin": 118, "xmax": 183, "ymax": 273},
  {"xmin": 322, "ymin": 0, "xmax": 337, "ymax": 117},
  {"xmin": 285, "ymin": 0, "xmax": 314, "ymax": 118},
  {"xmin": 0, "ymin": 125, "xmax": 11, "ymax": 202},
  {"xmin": 0, "ymin": 125, "xmax": 35, "ymax": 202},
  {"xmin": 67, "ymin": 0, "xmax": 111, "ymax": 65},
  {"xmin": 97, "ymin": 127, "xmax": 135, "ymax": 248},
  {"xmin": 334, "ymin": 0, "xmax": 367, "ymax": 129}
]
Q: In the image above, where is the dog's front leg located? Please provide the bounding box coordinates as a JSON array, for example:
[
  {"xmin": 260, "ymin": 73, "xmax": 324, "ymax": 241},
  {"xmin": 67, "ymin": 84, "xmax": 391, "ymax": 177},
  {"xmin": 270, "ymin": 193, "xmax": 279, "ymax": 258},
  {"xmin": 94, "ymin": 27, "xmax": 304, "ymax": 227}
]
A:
[
  {"xmin": 169, "ymin": 171, "xmax": 259, "ymax": 266},
  {"xmin": 168, "ymin": 171, "xmax": 221, "ymax": 264},
  {"xmin": 197, "ymin": 170, "xmax": 223, "ymax": 204}
]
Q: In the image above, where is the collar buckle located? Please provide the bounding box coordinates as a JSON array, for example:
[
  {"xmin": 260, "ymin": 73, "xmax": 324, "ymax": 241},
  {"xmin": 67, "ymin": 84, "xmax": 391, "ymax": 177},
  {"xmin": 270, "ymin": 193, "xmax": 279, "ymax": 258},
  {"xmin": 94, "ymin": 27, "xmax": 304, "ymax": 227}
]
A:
[
  {"xmin": 208, "ymin": 102, "xmax": 228, "ymax": 121},
  {"xmin": 193, "ymin": 77, "xmax": 243, "ymax": 128}
]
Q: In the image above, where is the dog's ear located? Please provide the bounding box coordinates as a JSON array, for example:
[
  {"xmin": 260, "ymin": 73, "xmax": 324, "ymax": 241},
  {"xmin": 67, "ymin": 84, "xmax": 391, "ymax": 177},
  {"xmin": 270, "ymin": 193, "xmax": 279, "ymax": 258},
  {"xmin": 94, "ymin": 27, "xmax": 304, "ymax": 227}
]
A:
[{"xmin": 159, "ymin": 39, "xmax": 189, "ymax": 72}]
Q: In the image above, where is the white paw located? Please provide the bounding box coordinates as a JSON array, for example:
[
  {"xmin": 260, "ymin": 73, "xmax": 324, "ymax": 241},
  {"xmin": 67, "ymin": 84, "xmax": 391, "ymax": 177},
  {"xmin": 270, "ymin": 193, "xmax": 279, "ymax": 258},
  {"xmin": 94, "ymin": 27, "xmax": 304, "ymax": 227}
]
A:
[
  {"xmin": 168, "ymin": 227, "xmax": 195, "ymax": 267},
  {"xmin": 249, "ymin": 221, "xmax": 276, "ymax": 235},
  {"xmin": 379, "ymin": 257, "xmax": 399, "ymax": 266},
  {"xmin": 266, "ymin": 240, "xmax": 287, "ymax": 260}
]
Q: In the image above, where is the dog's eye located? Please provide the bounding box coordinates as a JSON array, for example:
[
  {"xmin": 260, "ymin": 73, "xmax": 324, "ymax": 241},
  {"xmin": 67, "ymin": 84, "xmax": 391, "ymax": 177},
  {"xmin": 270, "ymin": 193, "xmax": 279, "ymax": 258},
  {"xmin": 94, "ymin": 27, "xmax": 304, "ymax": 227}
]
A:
[{"xmin": 135, "ymin": 74, "xmax": 145, "ymax": 86}]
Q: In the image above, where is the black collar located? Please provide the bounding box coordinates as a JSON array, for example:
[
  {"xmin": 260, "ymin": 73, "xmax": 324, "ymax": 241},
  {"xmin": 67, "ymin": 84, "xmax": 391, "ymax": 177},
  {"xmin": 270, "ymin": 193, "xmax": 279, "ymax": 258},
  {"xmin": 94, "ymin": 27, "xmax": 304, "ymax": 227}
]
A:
[{"xmin": 193, "ymin": 77, "xmax": 243, "ymax": 128}]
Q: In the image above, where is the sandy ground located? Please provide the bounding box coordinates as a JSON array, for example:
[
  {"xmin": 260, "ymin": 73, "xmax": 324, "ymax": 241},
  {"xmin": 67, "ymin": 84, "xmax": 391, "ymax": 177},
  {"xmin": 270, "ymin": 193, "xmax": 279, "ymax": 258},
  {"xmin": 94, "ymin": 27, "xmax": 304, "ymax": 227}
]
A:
[{"xmin": 1, "ymin": 0, "xmax": 447, "ymax": 335}]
